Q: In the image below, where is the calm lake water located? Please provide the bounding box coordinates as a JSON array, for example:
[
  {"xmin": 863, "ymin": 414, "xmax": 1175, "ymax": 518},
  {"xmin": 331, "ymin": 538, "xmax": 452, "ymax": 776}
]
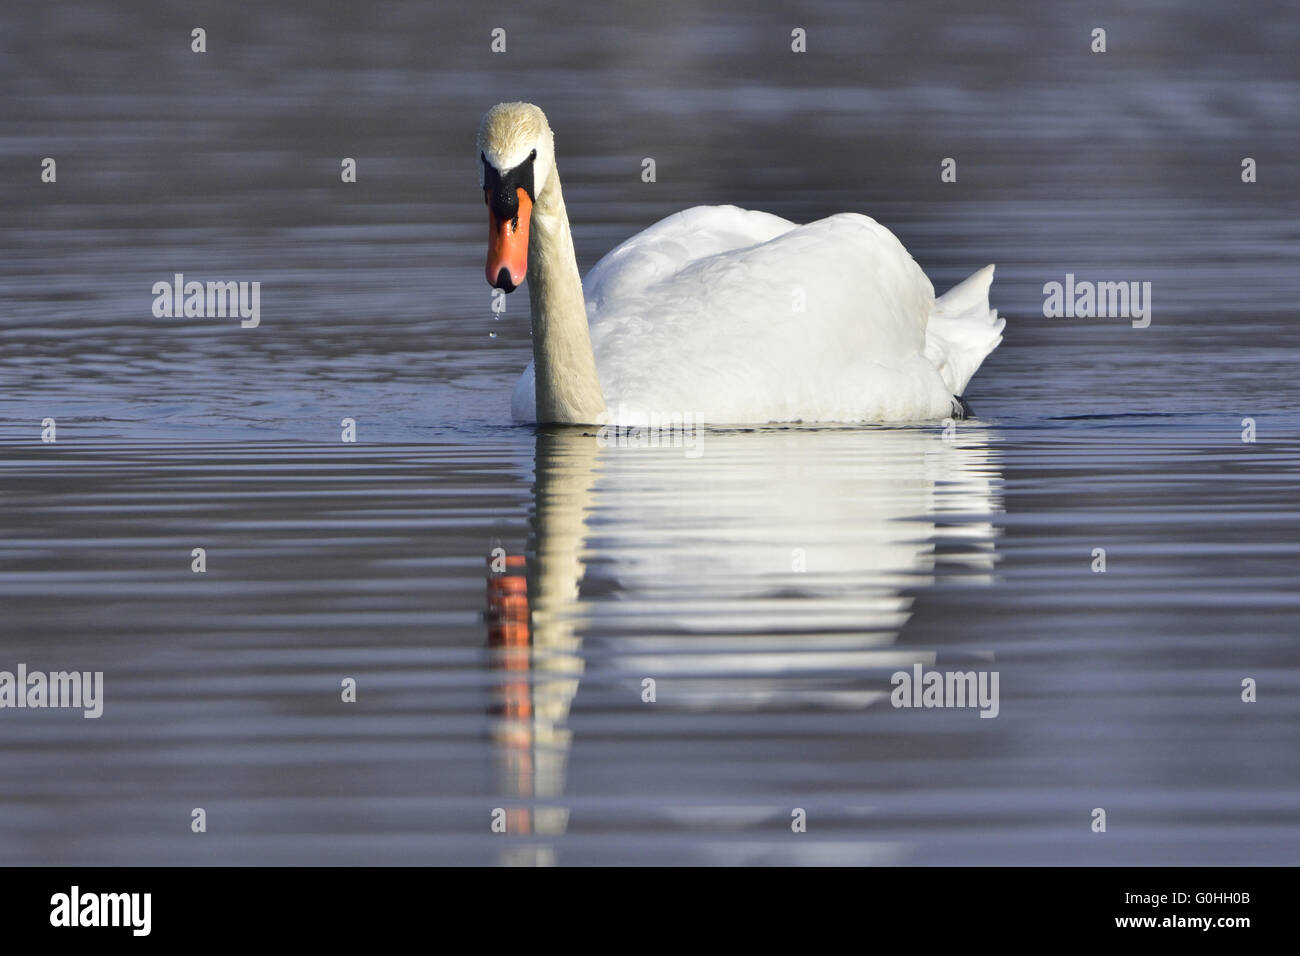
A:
[{"xmin": 1, "ymin": 1, "xmax": 1297, "ymax": 864}]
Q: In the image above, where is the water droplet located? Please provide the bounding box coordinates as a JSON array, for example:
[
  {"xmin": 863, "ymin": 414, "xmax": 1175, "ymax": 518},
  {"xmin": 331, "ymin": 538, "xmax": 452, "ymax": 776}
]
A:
[{"xmin": 488, "ymin": 331, "xmax": 497, "ymax": 338}]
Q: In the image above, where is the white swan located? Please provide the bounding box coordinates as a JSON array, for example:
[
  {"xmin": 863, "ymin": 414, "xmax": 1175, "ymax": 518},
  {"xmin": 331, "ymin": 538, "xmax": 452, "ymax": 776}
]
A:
[{"xmin": 477, "ymin": 102, "xmax": 1005, "ymax": 425}]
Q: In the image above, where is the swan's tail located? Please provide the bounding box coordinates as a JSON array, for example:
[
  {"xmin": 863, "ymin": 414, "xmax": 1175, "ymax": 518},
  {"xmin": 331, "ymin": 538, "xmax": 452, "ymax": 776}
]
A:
[{"xmin": 924, "ymin": 264, "xmax": 1005, "ymax": 398}]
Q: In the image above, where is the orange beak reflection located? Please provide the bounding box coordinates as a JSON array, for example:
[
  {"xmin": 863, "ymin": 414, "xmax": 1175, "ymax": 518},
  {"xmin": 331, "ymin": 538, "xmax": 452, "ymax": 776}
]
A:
[{"xmin": 486, "ymin": 187, "xmax": 532, "ymax": 292}]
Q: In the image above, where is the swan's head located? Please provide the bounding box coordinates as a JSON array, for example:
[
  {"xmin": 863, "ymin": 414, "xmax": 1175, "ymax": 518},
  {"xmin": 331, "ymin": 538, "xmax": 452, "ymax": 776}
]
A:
[{"xmin": 477, "ymin": 102, "xmax": 555, "ymax": 292}]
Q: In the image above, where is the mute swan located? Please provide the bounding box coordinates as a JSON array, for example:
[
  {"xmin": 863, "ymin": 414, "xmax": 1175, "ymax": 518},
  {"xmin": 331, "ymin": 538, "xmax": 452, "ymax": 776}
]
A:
[{"xmin": 477, "ymin": 102, "xmax": 1005, "ymax": 425}]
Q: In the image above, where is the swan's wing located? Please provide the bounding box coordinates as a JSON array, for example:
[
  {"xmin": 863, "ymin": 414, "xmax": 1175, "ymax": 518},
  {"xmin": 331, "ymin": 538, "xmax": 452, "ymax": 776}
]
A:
[
  {"xmin": 511, "ymin": 361, "xmax": 535, "ymax": 421},
  {"xmin": 924, "ymin": 264, "xmax": 1005, "ymax": 397},
  {"xmin": 588, "ymin": 210, "xmax": 952, "ymax": 423},
  {"xmin": 582, "ymin": 205, "xmax": 797, "ymax": 310}
]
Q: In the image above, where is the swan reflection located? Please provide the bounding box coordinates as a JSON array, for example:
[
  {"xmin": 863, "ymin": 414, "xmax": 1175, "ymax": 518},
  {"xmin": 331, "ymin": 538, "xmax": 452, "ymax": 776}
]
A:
[{"xmin": 487, "ymin": 424, "xmax": 1002, "ymax": 864}]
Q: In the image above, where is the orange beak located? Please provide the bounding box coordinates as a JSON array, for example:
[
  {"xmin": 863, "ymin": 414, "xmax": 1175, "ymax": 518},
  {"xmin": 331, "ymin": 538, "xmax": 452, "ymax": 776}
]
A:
[{"xmin": 486, "ymin": 187, "xmax": 532, "ymax": 292}]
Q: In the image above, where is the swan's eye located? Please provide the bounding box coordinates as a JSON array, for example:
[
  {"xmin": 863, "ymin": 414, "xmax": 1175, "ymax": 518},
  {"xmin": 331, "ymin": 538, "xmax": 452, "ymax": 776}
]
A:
[{"xmin": 529, "ymin": 149, "xmax": 537, "ymax": 161}]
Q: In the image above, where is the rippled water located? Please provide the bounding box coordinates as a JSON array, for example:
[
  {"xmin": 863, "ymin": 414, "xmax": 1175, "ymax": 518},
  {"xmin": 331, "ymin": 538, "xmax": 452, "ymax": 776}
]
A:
[{"xmin": 2, "ymin": 2, "xmax": 1298, "ymax": 864}]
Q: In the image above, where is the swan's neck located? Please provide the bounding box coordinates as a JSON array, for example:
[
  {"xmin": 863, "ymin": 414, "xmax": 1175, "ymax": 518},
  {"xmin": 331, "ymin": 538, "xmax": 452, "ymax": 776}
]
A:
[{"xmin": 527, "ymin": 169, "xmax": 606, "ymax": 424}]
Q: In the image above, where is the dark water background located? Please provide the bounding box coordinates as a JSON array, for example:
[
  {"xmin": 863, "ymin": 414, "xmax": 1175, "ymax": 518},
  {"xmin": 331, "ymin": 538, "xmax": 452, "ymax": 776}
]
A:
[{"xmin": 1, "ymin": 1, "xmax": 1297, "ymax": 864}]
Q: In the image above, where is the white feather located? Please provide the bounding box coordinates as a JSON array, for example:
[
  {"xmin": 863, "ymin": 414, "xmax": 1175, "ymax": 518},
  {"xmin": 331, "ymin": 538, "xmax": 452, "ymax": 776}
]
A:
[{"xmin": 512, "ymin": 205, "xmax": 1003, "ymax": 424}]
